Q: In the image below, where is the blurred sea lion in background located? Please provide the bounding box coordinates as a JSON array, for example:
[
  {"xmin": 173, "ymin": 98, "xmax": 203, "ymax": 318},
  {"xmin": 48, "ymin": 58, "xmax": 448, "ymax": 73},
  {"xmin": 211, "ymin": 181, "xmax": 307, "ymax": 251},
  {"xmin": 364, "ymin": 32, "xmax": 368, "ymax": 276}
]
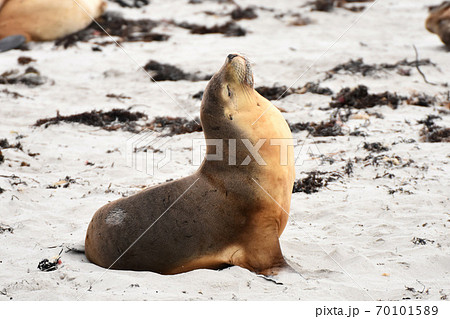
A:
[
  {"xmin": 0, "ymin": 0, "xmax": 106, "ymax": 52},
  {"xmin": 426, "ymin": 1, "xmax": 450, "ymax": 48}
]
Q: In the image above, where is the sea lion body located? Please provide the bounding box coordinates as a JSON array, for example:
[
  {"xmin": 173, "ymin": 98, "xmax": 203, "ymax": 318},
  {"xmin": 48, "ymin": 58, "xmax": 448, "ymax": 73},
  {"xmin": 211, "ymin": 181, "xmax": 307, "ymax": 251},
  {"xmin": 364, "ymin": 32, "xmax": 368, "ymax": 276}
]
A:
[
  {"xmin": 426, "ymin": 2, "xmax": 450, "ymax": 48},
  {"xmin": 0, "ymin": 0, "xmax": 106, "ymax": 41},
  {"xmin": 85, "ymin": 55, "xmax": 295, "ymax": 276}
]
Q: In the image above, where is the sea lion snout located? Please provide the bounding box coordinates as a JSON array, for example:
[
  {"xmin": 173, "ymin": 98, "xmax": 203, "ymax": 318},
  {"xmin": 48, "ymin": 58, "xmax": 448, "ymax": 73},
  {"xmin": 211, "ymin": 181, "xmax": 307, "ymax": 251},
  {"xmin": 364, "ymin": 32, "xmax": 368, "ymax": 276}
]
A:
[
  {"xmin": 223, "ymin": 53, "xmax": 254, "ymax": 88},
  {"xmin": 227, "ymin": 53, "xmax": 238, "ymax": 61}
]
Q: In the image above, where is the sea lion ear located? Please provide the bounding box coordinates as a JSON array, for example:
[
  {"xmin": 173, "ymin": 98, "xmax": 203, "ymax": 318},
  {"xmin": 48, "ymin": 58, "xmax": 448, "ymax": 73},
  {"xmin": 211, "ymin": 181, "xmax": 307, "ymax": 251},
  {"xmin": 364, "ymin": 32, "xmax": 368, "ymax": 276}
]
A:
[{"xmin": 0, "ymin": 35, "xmax": 26, "ymax": 53}]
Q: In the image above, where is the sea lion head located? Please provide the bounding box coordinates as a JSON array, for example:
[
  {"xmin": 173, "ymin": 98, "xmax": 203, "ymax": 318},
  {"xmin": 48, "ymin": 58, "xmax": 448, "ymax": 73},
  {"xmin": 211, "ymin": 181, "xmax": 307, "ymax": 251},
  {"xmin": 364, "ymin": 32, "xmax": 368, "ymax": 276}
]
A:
[{"xmin": 200, "ymin": 53, "xmax": 256, "ymax": 138}]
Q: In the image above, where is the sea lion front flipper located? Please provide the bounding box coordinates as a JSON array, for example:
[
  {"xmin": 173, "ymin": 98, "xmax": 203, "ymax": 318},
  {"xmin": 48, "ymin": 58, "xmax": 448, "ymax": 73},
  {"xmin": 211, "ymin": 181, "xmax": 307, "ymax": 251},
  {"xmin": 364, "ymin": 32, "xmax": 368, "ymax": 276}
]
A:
[{"xmin": 0, "ymin": 35, "xmax": 26, "ymax": 53}]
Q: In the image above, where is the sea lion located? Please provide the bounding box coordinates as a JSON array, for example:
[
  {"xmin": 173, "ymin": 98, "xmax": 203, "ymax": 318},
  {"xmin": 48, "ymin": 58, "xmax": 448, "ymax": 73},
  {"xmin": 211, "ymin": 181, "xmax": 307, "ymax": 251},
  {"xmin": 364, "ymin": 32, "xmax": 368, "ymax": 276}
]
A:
[
  {"xmin": 85, "ymin": 54, "xmax": 296, "ymax": 276},
  {"xmin": 0, "ymin": 0, "xmax": 106, "ymax": 51},
  {"xmin": 426, "ymin": 1, "xmax": 450, "ymax": 48}
]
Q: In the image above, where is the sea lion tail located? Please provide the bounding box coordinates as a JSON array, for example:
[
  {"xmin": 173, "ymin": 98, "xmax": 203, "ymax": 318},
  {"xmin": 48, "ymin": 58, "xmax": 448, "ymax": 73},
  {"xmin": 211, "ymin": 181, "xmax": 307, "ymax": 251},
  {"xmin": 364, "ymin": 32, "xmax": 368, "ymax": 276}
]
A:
[{"xmin": 0, "ymin": 35, "xmax": 26, "ymax": 53}]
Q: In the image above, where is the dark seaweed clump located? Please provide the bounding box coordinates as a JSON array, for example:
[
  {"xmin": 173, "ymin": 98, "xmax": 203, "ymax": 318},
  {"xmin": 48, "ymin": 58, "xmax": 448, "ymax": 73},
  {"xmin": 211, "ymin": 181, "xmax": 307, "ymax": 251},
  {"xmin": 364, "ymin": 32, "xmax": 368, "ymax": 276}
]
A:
[
  {"xmin": 231, "ymin": 6, "xmax": 258, "ymax": 20},
  {"xmin": 0, "ymin": 67, "xmax": 46, "ymax": 87},
  {"xmin": 330, "ymin": 85, "xmax": 402, "ymax": 109},
  {"xmin": 312, "ymin": 0, "xmax": 335, "ymax": 11},
  {"xmin": 144, "ymin": 60, "xmax": 211, "ymax": 81},
  {"xmin": 312, "ymin": 0, "xmax": 374, "ymax": 12},
  {"xmin": 111, "ymin": 0, "xmax": 150, "ymax": 8},
  {"xmin": 1, "ymin": 88, "xmax": 25, "ymax": 99},
  {"xmin": 256, "ymin": 86, "xmax": 291, "ymax": 100},
  {"xmin": 289, "ymin": 120, "xmax": 344, "ymax": 137},
  {"xmin": 192, "ymin": 90, "xmax": 204, "ymax": 100},
  {"xmin": 0, "ymin": 224, "xmax": 13, "ymax": 234},
  {"xmin": 92, "ymin": 13, "xmax": 161, "ymax": 39},
  {"xmin": 326, "ymin": 57, "xmax": 435, "ymax": 78},
  {"xmin": 418, "ymin": 115, "xmax": 450, "ymax": 143},
  {"xmin": 34, "ymin": 109, "xmax": 147, "ymax": 132},
  {"xmin": 292, "ymin": 171, "xmax": 342, "ymax": 194},
  {"xmin": 363, "ymin": 142, "xmax": 390, "ymax": 152},
  {"xmin": 148, "ymin": 117, "xmax": 202, "ymax": 136},
  {"xmin": 175, "ymin": 21, "xmax": 246, "ymax": 37},
  {"xmin": 299, "ymin": 82, "xmax": 333, "ymax": 95},
  {"xmin": 0, "ymin": 139, "xmax": 23, "ymax": 151},
  {"xmin": 412, "ymin": 237, "xmax": 434, "ymax": 245},
  {"xmin": 55, "ymin": 12, "xmax": 169, "ymax": 48},
  {"xmin": 256, "ymin": 82, "xmax": 332, "ymax": 100},
  {"xmin": 406, "ymin": 93, "xmax": 437, "ymax": 107},
  {"xmin": 0, "ymin": 138, "xmax": 24, "ymax": 165},
  {"xmin": 34, "ymin": 110, "xmax": 205, "ymax": 136},
  {"xmin": 17, "ymin": 57, "xmax": 35, "ymax": 65}
]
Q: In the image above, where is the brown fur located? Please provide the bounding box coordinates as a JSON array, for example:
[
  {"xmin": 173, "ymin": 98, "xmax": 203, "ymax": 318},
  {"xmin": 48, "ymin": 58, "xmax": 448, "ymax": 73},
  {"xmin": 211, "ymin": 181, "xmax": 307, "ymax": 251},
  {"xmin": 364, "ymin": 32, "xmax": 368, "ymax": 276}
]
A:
[
  {"xmin": 85, "ymin": 55, "xmax": 295, "ymax": 276},
  {"xmin": 426, "ymin": 2, "xmax": 450, "ymax": 47},
  {"xmin": 0, "ymin": 0, "xmax": 106, "ymax": 41}
]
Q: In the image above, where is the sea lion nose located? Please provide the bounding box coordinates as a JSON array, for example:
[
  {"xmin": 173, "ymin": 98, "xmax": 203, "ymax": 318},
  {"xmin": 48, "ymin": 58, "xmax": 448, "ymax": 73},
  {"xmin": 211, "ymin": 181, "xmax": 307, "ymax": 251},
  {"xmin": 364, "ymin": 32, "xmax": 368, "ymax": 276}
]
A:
[{"xmin": 227, "ymin": 54, "xmax": 238, "ymax": 61}]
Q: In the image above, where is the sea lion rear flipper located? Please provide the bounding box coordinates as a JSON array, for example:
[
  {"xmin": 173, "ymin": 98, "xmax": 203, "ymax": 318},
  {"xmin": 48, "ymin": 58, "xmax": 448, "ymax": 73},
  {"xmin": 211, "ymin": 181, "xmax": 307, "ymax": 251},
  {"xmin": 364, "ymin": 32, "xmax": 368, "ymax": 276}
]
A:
[{"xmin": 0, "ymin": 35, "xmax": 26, "ymax": 53}]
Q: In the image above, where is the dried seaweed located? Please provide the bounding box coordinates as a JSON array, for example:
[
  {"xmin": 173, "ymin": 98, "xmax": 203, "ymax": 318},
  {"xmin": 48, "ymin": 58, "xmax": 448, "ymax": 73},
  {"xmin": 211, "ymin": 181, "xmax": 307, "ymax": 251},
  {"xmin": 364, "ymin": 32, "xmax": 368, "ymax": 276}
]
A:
[
  {"xmin": 406, "ymin": 93, "xmax": 437, "ymax": 107},
  {"xmin": 46, "ymin": 176, "xmax": 76, "ymax": 189},
  {"xmin": 0, "ymin": 139, "xmax": 23, "ymax": 151},
  {"xmin": 418, "ymin": 115, "xmax": 450, "ymax": 143},
  {"xmin": 106, "ymin": 93, "xmax": 131, "ymax": 101},
  {"xmin": 0, "ymin": 138, "xmax": 24, "ymax": 165},
  {"xmin": 55, "ymin": 12, "xmax": 169, "ymax": 48},
  {"xmin": 111, "ymin": 0, "xmax": 150, "ymax": 8},
  {"xmin": 175, "ymin": 21, "xmax": 246, "ymax": 37},
  {"xmin": 231, "ymin": 6, "xmax": 258, "ymax": 20},
  {"xmin": 256, "ymin": 82, "xmax": 332, "ymax": 100},
  {"xmin": 344, "ymin": 160, "xmax": 354, "ymax": 176},
  {"xmin": 147, "ymin": 116, "xmax": 202, "ymax": 136},
  {"xmin": 17, "ymin": 57, "xmax": 35, "ymax": 65},
  {"xmin": 312, "ymin": 0, "xmax": 335, "ymax": 11},
  {"xmin": 289, "ymin": 120, "xmax": 344, "ymax": 137},
  {"xmin": 1, "ymin": 88, "xmax": 25, "ymax": 99},
  {"xmin": 34, "ymin": 110, "xmax": 205, "ymax": 136},
  {"xmin": 330, "ymin": 85, "xmax": 403, "ymax": 109},
  {"xmin": 0, "ymin": 67, "xmax": 47, "ymax": 87},
  {"xmin": 299, "ymin": 82, "xmax": 333, "ymax": 95},
  {"xmin": 144, "ymin": 60, "xmax": 211, "ymax": 81},
  {"xmin": 412, "ymin": 237, "xmax": 434, "ymax": 245},
  {"xmin": 34, "ymin": 109, "xmax": 147, "ymax": 133},
  {"xmin": 310, "ymin": 0, "xmax": 374, "ymax": 12},
  {"xmin": 256, "ymin": 86, "xmax": 291, "ymax": 100},
  {"xmin": 0, "ymin": 224, "xmax": 13, "ymax": 234},
  {"xmin": 37, "ymin": 249, "xmax": 63, "ymax": 272},
  {"xmin": 292, "ymin": 171, "xmax": 342, "ymax": 194},
  {"xmin": 363, "ymin": 142, "xmax": 390, "ymax": 153},
  {"xmin": 326, "ymin": 58, "xmax": 435, "ymax": 78},
  {"xmin": 192, "ymin": 90, "xmax": 204, "ymax": 100}
]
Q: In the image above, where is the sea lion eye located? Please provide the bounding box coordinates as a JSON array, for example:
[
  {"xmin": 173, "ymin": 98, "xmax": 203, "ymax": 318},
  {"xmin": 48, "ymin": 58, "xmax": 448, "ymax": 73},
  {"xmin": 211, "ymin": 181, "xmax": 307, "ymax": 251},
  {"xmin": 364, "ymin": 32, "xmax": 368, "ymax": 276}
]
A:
[{"xmin": 227, "ymin": 85, "xmax": 232, "ymax": 98}]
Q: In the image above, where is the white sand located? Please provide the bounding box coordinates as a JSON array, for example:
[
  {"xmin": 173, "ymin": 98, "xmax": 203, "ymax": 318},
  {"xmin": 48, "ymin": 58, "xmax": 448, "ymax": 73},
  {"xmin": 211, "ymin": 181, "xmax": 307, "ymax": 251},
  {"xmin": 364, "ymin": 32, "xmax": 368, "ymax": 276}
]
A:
[{"xmin": 0, "ymin": 0, "xmax": 449, "ymax": 301}]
